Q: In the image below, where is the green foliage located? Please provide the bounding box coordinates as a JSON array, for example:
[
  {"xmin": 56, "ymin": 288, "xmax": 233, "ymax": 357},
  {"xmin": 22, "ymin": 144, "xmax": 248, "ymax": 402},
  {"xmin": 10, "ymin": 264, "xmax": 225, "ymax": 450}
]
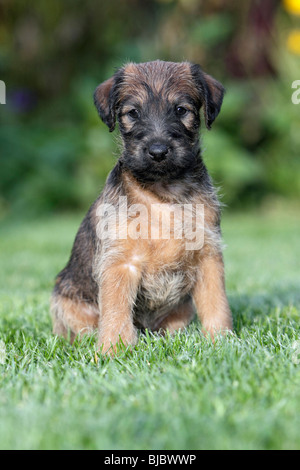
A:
[
  {"xmin": 0, "ymin": 83, "xmax": 116, "ymax": 215},
  {"xmin": 0, "ymin": 1, "xmax": 299, "ymax": 217}
]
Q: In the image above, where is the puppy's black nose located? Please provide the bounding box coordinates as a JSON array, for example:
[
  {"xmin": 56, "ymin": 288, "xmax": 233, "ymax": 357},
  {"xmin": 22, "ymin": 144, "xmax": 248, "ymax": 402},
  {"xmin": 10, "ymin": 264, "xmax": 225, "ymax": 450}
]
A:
[{"xmin": 148, "ymin": 143, "xmax": 169, "ymax": 162}]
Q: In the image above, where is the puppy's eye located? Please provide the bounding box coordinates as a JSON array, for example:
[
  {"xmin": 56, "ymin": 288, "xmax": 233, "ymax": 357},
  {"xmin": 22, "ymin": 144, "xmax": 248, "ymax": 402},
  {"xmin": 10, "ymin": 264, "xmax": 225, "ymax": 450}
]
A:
[
  {"xmin": 127, "ymin": 109, "xmax": 139, "ymax": 119},
  {"xmin": 175, "ymin": 106, "xmax": 188, "ymax": 117}
]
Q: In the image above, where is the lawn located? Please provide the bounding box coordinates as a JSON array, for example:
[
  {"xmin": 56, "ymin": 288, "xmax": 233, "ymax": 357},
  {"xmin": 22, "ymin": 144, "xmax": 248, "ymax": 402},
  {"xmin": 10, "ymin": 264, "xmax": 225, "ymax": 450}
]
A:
[{"xmin": 0, "ymin": 207, "xmax": 299, "ymax": 450}]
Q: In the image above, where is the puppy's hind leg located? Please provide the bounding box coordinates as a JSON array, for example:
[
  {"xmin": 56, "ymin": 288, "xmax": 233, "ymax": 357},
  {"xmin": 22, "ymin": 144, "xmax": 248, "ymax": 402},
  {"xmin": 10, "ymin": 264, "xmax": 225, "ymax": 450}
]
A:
[
  {"xmin": 50, "ymin": 293, "xmax": 99, "ymax": 343},
  {"xmin": 154, "ymin": 299, "xmax": 195, "ymax": 335}
]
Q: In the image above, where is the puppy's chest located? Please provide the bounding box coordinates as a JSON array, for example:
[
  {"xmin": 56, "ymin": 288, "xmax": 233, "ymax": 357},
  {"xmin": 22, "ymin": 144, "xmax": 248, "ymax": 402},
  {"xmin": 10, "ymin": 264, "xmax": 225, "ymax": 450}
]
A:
[
  {"xmin": 121, "ymin": 199, "xmax": 201, "ymax": 309},
  {"xmin": 138, "ymin": 265, "xmax": 196, "ymax": 311},
  {"xmin": 135, "ymin": 238, "xmax": 198, "ymax": 311}
]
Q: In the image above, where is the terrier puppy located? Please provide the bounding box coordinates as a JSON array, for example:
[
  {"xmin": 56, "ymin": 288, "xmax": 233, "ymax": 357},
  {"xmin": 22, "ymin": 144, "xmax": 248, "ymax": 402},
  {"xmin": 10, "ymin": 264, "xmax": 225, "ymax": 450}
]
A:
[{"xmin": 51, "ymin": 60, "xmax": 233, "ymax": 354}]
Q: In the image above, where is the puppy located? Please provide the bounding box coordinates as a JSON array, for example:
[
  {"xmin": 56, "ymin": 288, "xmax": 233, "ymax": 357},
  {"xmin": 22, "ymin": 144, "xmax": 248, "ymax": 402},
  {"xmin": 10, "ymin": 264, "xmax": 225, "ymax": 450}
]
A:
[{"xmin": 51, "ymin": 60, "xmax": 233, "ymax": 354}]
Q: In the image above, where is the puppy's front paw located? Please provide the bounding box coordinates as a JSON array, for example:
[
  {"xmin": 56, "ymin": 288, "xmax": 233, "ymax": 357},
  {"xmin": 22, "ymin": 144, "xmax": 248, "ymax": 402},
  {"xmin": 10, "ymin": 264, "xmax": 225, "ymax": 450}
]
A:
[{"xmin": 98, "ymin": 327, "xmax": 138, "ymax": 357}]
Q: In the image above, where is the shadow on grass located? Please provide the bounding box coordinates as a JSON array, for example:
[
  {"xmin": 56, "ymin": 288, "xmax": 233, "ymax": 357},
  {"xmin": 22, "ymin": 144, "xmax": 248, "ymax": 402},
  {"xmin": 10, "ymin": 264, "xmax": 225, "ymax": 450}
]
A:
[{"xmin": 229, "ymin": 283, "xmax": 300, "ymax": 334}]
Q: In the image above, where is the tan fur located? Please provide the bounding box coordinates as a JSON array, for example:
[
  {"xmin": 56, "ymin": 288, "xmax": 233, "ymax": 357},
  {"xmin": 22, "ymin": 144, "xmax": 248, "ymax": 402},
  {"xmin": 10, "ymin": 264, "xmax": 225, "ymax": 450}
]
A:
[
  {"xmin": 154, "ymin": 298, "xmax": 195, "ymax": 334},
  {"xmin": 91, "ymin": 169, "xmax": 228, "ymax": 350},
  {"xmin": 193, "ymin": 252, "xmax": 233, "ymax": 338},
  {"xmin": 51, "ymin": 295, "xmax": 99, "ymax": 343}
]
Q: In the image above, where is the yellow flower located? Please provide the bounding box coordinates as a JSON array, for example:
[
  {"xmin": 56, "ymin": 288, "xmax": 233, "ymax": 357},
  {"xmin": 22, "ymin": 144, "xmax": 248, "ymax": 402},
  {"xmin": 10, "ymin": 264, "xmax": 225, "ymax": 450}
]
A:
[
  {"xmin": 283, "ymin": 0, "xmax": 300, "ymax": 15},
  {"xmin": 287, "ymin": 29, "xmax": 300, "ymax": 54}
]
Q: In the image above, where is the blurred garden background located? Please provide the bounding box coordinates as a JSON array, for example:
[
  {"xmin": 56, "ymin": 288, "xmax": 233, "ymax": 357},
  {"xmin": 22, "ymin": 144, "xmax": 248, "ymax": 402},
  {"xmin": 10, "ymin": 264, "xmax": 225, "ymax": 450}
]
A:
[
  {"xmin": 1, "ymin": 0, "xmax": 300, "ymax": 451},
  {"xmin": 0, "ymin": 0, "xmax": 300, "ymax": 218}
]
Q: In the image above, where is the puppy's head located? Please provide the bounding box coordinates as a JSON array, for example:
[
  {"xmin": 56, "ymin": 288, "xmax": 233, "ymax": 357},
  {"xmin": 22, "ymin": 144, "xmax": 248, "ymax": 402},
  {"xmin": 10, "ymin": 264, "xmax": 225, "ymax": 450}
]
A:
[{"xmin": 94, "ymin": 60, "xmax": 225, "ymax": 182}]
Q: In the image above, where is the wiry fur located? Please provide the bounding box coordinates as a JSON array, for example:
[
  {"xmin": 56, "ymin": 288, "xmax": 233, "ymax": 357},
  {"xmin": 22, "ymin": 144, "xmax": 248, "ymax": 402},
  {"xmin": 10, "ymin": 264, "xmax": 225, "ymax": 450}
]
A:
[{"xmin": 51, "ymin": 60, "xmax": 232, "ymax": 355}]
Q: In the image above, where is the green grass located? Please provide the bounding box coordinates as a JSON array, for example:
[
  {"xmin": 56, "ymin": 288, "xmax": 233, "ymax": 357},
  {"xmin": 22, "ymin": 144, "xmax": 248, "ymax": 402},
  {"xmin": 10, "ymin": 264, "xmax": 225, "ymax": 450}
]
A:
[{"xmin": 0, "ymin": 208, "xmax": 299, "ymax": 450}]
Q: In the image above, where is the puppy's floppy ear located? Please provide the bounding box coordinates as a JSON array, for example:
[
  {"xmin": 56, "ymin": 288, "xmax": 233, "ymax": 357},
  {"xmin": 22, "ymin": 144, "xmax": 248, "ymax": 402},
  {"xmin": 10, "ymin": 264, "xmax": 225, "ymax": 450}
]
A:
[
  {"xmin": 94, "ymin": 69, "xmax": 123, "ymax": 132},
  {"xmin": 191, "ymin": 64, "xmax": 225, "ymax": 130}
]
